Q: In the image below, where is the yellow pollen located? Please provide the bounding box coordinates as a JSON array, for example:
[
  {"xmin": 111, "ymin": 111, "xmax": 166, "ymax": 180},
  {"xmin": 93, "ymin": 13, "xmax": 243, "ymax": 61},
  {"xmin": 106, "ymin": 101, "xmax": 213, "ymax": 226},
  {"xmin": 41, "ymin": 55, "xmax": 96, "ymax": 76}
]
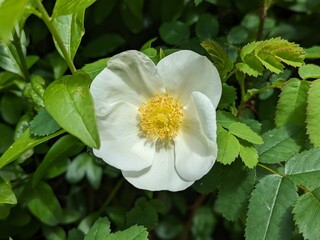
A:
[{"xmin": 138, "ymin": 93, "xmax": 183, "ymax": 140}]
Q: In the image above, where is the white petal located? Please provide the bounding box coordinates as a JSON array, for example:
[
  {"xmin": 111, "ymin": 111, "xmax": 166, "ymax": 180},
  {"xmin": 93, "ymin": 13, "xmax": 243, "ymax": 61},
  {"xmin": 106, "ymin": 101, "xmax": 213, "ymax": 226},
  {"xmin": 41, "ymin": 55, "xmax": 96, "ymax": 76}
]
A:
[
  {"xmin": 175, "ymin": 92, "xmax": 218, "ymax": 181},
  {"xmin": 122, "ymin": 145, "xmax": 193, "ymax": 191},
  {"xmin": 93, "ymin": 102, "xmax": 154, "ymax": 171},
  {"xmin": 90, "ymin": 50, "xmax": 164, "ymax": 115},
  {"xmin": 157, "ymin": 50, "xmax": 222, "ymax": 107},
  {"xmin": 174, "ymin": 129, "xmax": 217, "ymax": 181}
]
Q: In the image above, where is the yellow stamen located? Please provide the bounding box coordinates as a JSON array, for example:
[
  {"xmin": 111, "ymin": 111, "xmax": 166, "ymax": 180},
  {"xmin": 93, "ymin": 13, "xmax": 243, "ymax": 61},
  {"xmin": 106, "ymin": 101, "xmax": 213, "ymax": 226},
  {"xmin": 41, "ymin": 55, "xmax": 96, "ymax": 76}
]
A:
[{"xmin": 138, "ymin": 93, "xmax": 183, "ymax": 140}]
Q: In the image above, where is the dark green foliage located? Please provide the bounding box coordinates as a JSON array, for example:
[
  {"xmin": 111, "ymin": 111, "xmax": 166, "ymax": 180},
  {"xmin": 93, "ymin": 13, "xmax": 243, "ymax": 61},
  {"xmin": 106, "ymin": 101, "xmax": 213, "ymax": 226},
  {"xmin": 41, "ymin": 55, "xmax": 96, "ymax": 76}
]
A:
[{"xmin": 0, "ymin": 0, "xmax": 320, "ymax": 239}]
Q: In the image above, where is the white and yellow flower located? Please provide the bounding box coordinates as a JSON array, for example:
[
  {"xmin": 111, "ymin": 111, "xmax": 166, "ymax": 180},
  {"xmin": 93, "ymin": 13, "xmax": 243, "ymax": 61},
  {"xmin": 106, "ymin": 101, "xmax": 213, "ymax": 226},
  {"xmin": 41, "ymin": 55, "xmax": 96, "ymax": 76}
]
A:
[{"xmin": 90, "ymin": 50, "xmax": 222, "ymax": 191}]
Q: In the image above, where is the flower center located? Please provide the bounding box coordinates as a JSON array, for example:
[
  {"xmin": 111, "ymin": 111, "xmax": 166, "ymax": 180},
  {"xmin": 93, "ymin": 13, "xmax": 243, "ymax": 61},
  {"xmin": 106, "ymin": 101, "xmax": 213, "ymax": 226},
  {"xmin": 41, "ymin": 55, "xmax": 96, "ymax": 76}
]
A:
[{"xmin": 138, "ymin": 93, "xmax": 183, "ymax": 140}]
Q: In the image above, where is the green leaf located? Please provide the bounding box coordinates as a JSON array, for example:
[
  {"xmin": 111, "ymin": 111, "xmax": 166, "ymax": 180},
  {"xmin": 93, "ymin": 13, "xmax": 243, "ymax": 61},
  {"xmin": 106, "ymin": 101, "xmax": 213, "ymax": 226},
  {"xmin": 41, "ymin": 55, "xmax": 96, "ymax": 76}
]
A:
[
  {"xmin": 126, "ymin": 197, "xmax": 159, "ymax": 230},
  {"xmin": 1, "ymin": 93, "xmax": 23, "ymax": 124},
  {"xmin": 227, "ymin": 25, "xmax": 249, "ymax": 45},
  {"xmin": 191, "ymin": 206, "xmax": 216, "ymax": 239},
  {"xmin": 0, "ymin": 40, "xmax": 23, "ymax": 77},
  {"xmin": 0, "ymin": 124, "xmax": 14, "ymax": 154},
  {"xmin": 239, "ymin": 143, "xmax": 259, "ymax": 168},
  {"xmin": 82, "ymin": 34, "xmax": 125, "ymax": 58},
  {"xmin": 32, "ymin": 134, "xmax": 84, "ymax": 187},
  {"xmin": 0, "ymin": 128, "xmax": 65, "ymax": 169},
  {"xmin": 195, "ymin": 14, "xmax": 219, "ymax": 40},
  {"xmin": 246, "ymin": 175, "xmax": 298, "ymax": 240},
  {"xmin": 218, "ymin": 84, "xmax": 237, "ymax": 108},
  {"xmin": 201, "ymin": 40, "xmax": 233, "ymax": 80},
  {"xmin": 217, "ymin": 126, "xmax": 240, "ymax": 165},
  {"xmin": 0, "ymin": 178, "xmax": 17, "ymax": 204},
  {"xmin": 82, "ymin": 58, "xmax": 108, "ymax": 80},
  {"xmin": 275, "ymin": 79, "xmax": 309, "ymax": 127},
  {"xmin": 43, "ymin": 71, "xmax": 100, "ymax": 149},
  {"xmin": 293, "ymin": 187, "xmax": 320, "ymax": 240},
  {"xmin": 42, "ymin": 226, "xmax": 66, "ymax": 240},
  {"xmin": 84, "ymin": 217, "xmax": 111, "ymax": 240},
  {"xmin": 228, "ymin": 122, "xmax": 263, "ymax": 144},
  {"xmin": 256, "ymin": 125, "xmax": 304, "ymax": 164},
  {"xmin": 52, "ymin": 11, "xmax": 85, "ymax": 61},
  {"xmin": 52, "ymin": 0, "xmax": 95, "ymax": 17},
  {"xmin": 306, "ymin": 79, "xmax": 320, "ymax": 147},
  {"xmin": 66, "ymin": 152, "xmax": 102, "ymax": 189},
  {"xmin": 27, "ymin": 181, "xmax": 63, "ymax": 226},
  {"xmin": 285, "ymin": 148, "xmax": 320, "ymax": 190},
  {"xmin": 215, "ymin": 161, "xmax": 255, "ymax": 221},
  {"xmin": 29, "ymin": 108, "xmax": 61, "ymax": 136},
  {"xmin": 0, "ymin": 0, "xmax": 26, "ymax": 41},
  {"xmin": 304, "ymin": 46, "xmax": 320, "ymax": 59},
  {"xmin": 120, "ymin": 0, "xmax": 144, "ymax": 33},
  {"xmin": 298, "ymin": 64, "xmax": 320, "ymax": 79},
  {"xmin": 237, "ymin": 37, "xmax": 305, "ymax": 76},
  {"xmin": 193, "ymin": 163, "xmax": 223, "ymax": 194},
  {"xmin": 159, "ymin": 21, "xmax": 190, "ymax": 45},
  {"xmin": 217, "ymin": 111, "xmax": 263, "ymax": 144},
  {"xmin": 108, "ymin": 225, "xmax": 148, "ymax": 240}
]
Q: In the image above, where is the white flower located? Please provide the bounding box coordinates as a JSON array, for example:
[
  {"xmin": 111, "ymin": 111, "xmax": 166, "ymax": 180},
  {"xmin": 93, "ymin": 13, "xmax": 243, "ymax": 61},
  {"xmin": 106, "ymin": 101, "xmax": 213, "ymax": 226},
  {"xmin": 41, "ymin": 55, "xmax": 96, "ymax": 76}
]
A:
[{"xmin": 90, "ymin": 50, "xmax": 222, "ymax": 191}]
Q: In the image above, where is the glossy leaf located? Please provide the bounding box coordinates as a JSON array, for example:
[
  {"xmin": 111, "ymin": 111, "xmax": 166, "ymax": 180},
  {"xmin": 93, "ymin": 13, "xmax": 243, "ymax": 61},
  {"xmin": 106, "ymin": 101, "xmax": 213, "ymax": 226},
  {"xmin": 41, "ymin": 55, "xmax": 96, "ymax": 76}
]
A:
[
  {"xmin": 293, "ymin": 187, "xmax": 320, "ymax": 240},
  {"xmin": 32, "ymin": 134, "xmax": 84, "ymax": 187},
  {"xmin": 246, "ymin": 175, "xmax": 298, "ymax": 240},
  {"xmin": 52, "ymin": 11, "xmax": 85, "ymax": 61},
  {"xmin": 285, "ymin": 148, "xmax": 320, "ymax": 190},
  {"xmin": 215, "ymin": 161, "xmax": 255, "ymax": 221},
  {"xmin": 0, "ymin": 128, "xmax": 65, "ymax": 169},
  {"xmin": 306, "ymin": 79, "xmax": 320, "ymax": 147},
  {"xmin": 27, "ymin": 181, "xmax": 63, "ymax": 226},
  {"xmin": 43, "ymin": 71, "xmax": 100, "ymax": 148},
  {"xmin": 218, "ymin": 84, "xmax": 237, "ymax": 108},
  {"xmin": 52, "ymin": 0, "xmax": 95, "ymax": 17},
  {"xmin": 82, "ymin": 58, "xmax": 108, "ymax": 80},
  {"xmin": 256, "ymin": 125, "xmax": 304, "ymax": 164},
  {"xmin": 217, "ymin": 126, "xmax": 240, "ymax": 165},
  {"xmin": 275, "ymin": 78, "xmax": 309, "ymax": 127},
  {"xmin": 0, "ymin": 0, "xmax": 26, "ymax": 41}
]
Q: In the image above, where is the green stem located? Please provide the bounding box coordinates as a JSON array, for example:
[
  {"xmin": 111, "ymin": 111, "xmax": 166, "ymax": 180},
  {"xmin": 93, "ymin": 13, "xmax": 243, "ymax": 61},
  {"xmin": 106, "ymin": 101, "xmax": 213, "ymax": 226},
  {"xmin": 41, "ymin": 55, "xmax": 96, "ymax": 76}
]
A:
[
  {"xmin": 34, "ymin": 0, "xmax": 76, "ymax": 74},
  {"xmin": 97, "ymin": 178, "xmax": 124, "ymax": 215},
  {"xmin": 257, "ymin": 3, "xmax": 268, "ymax": 40},
  {"xmin": 12, "ymin": 32, "xmax": 30, "ymax": 81},
  {"xmin": 258, "ymin": 163, "xmax": 283, "ymax": 177}
]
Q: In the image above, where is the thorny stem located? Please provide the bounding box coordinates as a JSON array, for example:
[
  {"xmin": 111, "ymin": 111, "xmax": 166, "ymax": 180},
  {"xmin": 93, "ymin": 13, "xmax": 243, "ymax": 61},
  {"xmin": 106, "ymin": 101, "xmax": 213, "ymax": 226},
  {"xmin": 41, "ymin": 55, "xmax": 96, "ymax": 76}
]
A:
[{"xmin": 34, "ymin": 0, "xmax": 77, "ymax": 74}]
